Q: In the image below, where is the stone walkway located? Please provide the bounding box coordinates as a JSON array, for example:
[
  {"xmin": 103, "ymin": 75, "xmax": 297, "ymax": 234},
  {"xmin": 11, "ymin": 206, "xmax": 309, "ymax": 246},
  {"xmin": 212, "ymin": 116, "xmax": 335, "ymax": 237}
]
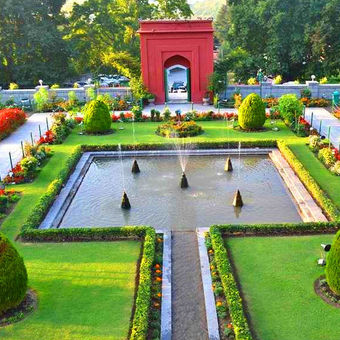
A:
[
  {"xmin": 0, "ymin": 113, "xmax": 52, "ymax": 179},
  {"xmin": 172, "ymin": 231, "xmax": 209, "ymax": 340},
  {"xmin": 305, "ymin": 107, "xmax": 340, "ymax": 150}
]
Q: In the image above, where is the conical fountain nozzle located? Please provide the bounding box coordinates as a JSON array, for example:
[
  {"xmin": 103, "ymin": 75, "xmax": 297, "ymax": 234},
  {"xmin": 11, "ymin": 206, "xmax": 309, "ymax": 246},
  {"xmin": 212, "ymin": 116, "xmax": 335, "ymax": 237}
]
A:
[
  {"xmin": 180, "ymin": 172, "xmax": 189, "ymax": 189},
  {"xmin": 121, "ymin": 191, "xmax": 131, "ymax": 209}
]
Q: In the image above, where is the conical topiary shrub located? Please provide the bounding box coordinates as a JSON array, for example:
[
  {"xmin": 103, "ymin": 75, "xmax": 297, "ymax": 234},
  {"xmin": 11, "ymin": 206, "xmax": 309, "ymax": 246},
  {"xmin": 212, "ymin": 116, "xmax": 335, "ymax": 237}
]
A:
[
  {"xmin": 238, "ymin": 93, "xmax": 266, "ymax": 130},
  {"xmin": 83, "ymin": 100, "xmax": 111, "ymax": 133},
  {"xmin": 0, "ymin": 232, "xmax": 28, "ymax": 315},
  {"xmin": 326, "ymin": 230, "xmax": 340, "ymax": 295}
]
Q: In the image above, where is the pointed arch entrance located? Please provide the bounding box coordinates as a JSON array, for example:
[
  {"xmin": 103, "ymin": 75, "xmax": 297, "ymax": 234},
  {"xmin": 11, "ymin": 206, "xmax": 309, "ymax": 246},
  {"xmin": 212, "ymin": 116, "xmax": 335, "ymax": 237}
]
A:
[
  {"xmin": 138, "ymin": 20, "xmax": 214, "ymax": 104},
  {"xmin": 164, "ymin": 55, "xmax": 191, "ymax": 103}
]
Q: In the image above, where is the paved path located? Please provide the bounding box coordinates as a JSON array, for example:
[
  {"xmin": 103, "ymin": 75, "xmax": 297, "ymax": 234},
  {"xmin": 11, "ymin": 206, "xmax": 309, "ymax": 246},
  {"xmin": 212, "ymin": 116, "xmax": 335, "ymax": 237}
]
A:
[
  {"xmin": 0, "ymin": 113, "xmax": 52, "ymax": 179},
  {"xmin": 172, "ymin": 231, "xmax": 209, "ymax": 340},
  {"xmin": 305, "ymin": 107, "xmax": 340, "ymax": 150}
]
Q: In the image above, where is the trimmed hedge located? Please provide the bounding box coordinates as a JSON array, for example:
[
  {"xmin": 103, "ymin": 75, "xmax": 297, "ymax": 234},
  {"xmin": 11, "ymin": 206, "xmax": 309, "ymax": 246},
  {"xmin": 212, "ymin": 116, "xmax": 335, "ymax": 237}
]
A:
[
  {"xmin": 130, "ymin": 228, "xmax": 156, "ymax": 340},
  {"xmin": 81, "ymin": 140, "xmax": 277, "ymax": 152},
  {"xmin": 210, "ymin": 226, "xmax": 252, "ymax": 340},
  {"xmin": 20, "ymin": 145, "xmax": 82, "ymax": 234},
  {"xmin": 0, "ymin": 232, "xmax": 28, "ymax": 315},
  {"xmin": 326, "ymin": 230, "xmax": 340, "ymax": 295},
  {"xmin": 277, "ymin": 141, "xmax": 340, "ymax": 221},
  {"xmin": 210, "ymin": 221, "xmax": 339, "ymax": 340}
]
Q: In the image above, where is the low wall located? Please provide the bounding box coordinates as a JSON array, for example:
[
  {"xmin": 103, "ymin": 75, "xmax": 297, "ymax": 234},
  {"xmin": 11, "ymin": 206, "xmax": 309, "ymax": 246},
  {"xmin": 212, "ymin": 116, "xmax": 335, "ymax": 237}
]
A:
[
  {"xmin": 0, "ymin": 86, "xmax": 132, "ymax": 104},
  {"xmin": 224, "ymin": 81, "xmax": 340, "ymax": 100}
]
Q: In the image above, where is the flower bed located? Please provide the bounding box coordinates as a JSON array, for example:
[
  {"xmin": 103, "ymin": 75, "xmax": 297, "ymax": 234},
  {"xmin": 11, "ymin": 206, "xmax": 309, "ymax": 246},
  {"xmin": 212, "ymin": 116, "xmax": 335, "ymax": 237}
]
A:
[
  {"xmin": 0, "ymin": 189, "xmax": 20, "ymax": 221},
  {"xmin": 147, "ymin": 234, "xmax": 163, "ymax": 340},
  {"xmin": 0, "ymin": 108, "xmax": 27, "ymax": 141},
  {"xmin": 3, "ymin": 145, "xmax": 53, "ymax": 184},
  {"xmin": 156, "ymin": 121, "xmax": 204, "ymax": 138},
  {"xmin": 308, "ymin": 135, "xmax": 340, "ymax": 176},
  {"xmin": 38, "ymin": 112, "xmax": 75, "ymax": 145}
]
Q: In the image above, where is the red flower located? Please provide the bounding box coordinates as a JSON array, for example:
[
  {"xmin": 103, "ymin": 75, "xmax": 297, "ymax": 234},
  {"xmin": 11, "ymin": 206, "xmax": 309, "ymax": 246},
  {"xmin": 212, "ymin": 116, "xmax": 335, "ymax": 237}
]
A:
[{"xmin": 0, "ymin": 108, "xmax": 27, "ymax": 141}]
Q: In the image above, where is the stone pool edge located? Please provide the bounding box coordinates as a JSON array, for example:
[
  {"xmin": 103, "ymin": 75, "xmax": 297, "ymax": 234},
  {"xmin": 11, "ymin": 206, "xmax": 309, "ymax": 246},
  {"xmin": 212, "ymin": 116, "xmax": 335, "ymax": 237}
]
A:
[
  {"xmin": 197, "ymin": 228, "xmax": 220, "ymax": 340},
  {"xmin": 38, "ymin": 148, "xmax": 274, "ymax": 230}
]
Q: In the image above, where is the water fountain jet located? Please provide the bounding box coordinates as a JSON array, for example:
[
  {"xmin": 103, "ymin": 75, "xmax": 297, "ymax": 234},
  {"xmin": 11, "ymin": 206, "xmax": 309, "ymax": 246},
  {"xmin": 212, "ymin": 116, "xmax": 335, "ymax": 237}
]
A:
[
  {"xmin": 121, "ymin": 191, "xmax": 131, "ymax": 209},
  {"xmin": 233, "ymin": 189, "xmax": 243, "ymax": 207},
  {"xmin": 131, "ymin": 159, "xmax": 140, "ymax": 173},
  {"xmin": 224, "ymin": 157, "xmax": 233, "ymax": 172},
  {"xmin": 180, "ymin": 172, "xmax": 189, "ymax": 188}
]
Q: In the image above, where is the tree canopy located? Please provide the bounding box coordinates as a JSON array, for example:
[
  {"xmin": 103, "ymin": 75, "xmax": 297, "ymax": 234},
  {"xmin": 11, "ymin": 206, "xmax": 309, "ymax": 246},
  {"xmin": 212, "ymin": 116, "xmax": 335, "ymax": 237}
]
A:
[{"xmin": 215, "ymin": 0, "xmax": 340, "ymax": 82}]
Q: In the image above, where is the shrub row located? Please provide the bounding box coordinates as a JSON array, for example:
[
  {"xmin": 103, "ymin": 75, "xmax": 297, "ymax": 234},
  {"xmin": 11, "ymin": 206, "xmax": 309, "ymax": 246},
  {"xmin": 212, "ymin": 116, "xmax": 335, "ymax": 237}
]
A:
[
  {"xmin": 277, "ymin": 141, "xmax": 340, "ymax": 221},
  {"xmin": 210, "ymin": 226, "xmax": 252, "ymax": 340},
  {"xmin": 81, "ymin": 140, "xmax": 277, "ymax": 152},
  {"xmin": 19, "ymin": 145, "xmax": 82, "ymax": 234},
  {"xmin": 130, "ymin": 228, "xmax": 156, "ymax": 340},
  {"xmin": 209, "ymin": 221, "xmax": 339, "ymax": 340}
]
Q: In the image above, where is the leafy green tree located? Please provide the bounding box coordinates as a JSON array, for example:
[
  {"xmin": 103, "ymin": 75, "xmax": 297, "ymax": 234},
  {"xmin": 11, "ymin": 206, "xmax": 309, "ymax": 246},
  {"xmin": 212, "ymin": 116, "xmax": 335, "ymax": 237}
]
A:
[
  {"xmin": 215, "ymin": 0, "xmax": 339, "ymax": 81},
  {"xmin": 0, "ymin": 0, "xmax": 71, "ymax": 87}
]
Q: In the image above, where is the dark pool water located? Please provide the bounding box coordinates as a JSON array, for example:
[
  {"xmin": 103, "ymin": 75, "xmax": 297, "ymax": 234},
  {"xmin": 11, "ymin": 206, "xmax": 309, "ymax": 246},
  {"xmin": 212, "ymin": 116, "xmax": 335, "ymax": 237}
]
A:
[{"xmin": 59, "ymin": 155, "xmax": 302, "ymax": 230}]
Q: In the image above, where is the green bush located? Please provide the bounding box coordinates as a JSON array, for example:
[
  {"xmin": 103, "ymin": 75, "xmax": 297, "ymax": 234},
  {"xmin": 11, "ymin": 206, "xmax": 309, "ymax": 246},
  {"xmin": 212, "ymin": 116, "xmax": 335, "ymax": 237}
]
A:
[
  {"xmin": 83, "ymin": 100, "xmax": 111, "ymax": 133},
  {"xmin": 318, "ymin": 147, "xmax": 336, "ymax": 168},
  {"xmin": 0, "ymin": 195, "xmax": 8, "ymax": 213},
  {"xmin": 163, "ymin": 107, "xmax": 171, "ymax": 121},
  {"xmin": 326, "ymin": 230, "xmax": 340, "ymax": 295},
  {"xmin": 0, "ymin": 232, "xmax": 28, "ymax": 315},
  {"xmin": 278, "ymin": 94, "xmax": 303, "ymax": 125},
  {"xmin": 156, "ymin": 121, "xmax": 203, "ymax": 138},
  {"xmin": 20, "ymin": 156, "xmax": 39, "ymax": 178},
  {"xmin": 33, "ymin": 87, "xmax": 49, "ymax": 112},
  {"xmin": 132, "ymin": 105, "xmax": 143, "ymax": 122},
  {"xmin": 309, "ymin": 135, "xmax": 321, "ymax": 153},
  {"xmin": 238, "ymin": 93, "xmax": 266, "ymax": 130}
]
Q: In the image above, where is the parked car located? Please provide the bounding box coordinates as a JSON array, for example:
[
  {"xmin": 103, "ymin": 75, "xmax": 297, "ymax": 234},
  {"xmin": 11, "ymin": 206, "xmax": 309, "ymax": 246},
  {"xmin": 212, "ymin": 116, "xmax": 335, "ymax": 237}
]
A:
[{"xmin": 170, "ymin": 81, "xmax": 187, "ymax": 93}]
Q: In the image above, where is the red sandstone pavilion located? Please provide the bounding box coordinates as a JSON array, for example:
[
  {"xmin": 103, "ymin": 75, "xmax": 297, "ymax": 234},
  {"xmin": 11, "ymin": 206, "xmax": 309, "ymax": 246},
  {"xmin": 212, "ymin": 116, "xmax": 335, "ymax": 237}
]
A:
[{"xmin": 138, "ymin": 19, "xmax": 214, "ymax": 104}]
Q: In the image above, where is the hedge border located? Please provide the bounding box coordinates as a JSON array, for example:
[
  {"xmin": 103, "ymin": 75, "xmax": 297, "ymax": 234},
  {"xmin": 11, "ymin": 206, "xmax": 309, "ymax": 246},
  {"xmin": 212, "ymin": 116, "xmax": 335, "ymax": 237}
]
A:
[
  {"xmin": 209, "ymin": 222, "xmax": 340, "ymax": 340},
  {"xmin": 277, "ymin": 141, "xmax": 340, "ymax": 221}
]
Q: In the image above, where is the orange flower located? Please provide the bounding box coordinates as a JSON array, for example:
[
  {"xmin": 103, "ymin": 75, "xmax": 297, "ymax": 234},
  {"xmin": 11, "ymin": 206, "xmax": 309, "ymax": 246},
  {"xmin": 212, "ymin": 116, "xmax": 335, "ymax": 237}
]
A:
[
  {"xmin": 155, "ymin": 264, "xmax": 161, "ymax": 269},
  {"xmin": 157, "ymin": 293, "xmax": 162, "ymax": 298},
  {"xmin": 157, "ymin": 238, "xmax": 163, "ymax": 243},
  {"xmin": 155, "ymin": 269, "xmax": 162, "ymax": 274},
  {"xmin": 208, "ymin": 249, "xmax": 213, "ymax": 254},
  {"xmin": 156, "ymin": 277, "xmax": 162, "ymax": 282},
  {"xmin": 153, "ymin": 302, "xmax": 160, "ymax": 308},
  {"xmin": 227, "ymin": 323, "xmax": 233, "ymax": 329},
  {"xmin": 216, "ymin": 301, "xmax": 223, "ymax": 307}
]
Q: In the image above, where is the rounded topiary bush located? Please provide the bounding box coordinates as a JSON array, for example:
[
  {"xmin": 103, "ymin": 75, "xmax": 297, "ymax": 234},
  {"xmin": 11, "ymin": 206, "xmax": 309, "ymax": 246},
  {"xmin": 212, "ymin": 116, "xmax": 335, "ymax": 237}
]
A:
[
  {"xmin": 238, "ymin": 93, "xmax": 266, "ymax": 130},
  {"xmin": 278, "ymin": 94, "xmax": 303, "ymax": 125},
  {"xmin": 0, "ymin": 232, "xmax": 28, "ymax": 315},
  {"xmin": 83, "ymin": 100, "xmax": 111, "ymax": 133},
  {"xmin": 326, "ymin": 231, "xmax": 340, "ymax": 295}
]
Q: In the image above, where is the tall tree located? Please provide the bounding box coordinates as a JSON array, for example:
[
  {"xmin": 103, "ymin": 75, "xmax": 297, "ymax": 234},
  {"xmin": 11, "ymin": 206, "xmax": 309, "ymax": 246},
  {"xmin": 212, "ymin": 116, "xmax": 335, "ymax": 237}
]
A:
[
  {"xmin": 65, "ymin": 0, "xmax": 192, "ymax": 76},
  {"xmin": 0, "ymin": 0, "xmax": 71, "ymax": 87},
  {"xmin": 215, "ymin": 0, "xmax": 339, "ymax": 81}
]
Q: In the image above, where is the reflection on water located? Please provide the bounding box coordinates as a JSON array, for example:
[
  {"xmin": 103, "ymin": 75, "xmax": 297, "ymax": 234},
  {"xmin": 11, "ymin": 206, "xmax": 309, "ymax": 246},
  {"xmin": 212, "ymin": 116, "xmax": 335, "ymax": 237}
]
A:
[{"xmin": 59, "ymin": 155, "xmax": 302, "ymax": 230}]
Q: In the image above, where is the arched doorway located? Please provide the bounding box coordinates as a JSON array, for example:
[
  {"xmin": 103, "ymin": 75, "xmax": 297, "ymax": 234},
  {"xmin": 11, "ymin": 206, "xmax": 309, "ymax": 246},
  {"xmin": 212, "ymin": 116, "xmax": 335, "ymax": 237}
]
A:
[
  {"xmin": 139, "ymin": 20, "xmax": 214, "ymax": 104},
  {"xmin": 164, "ymin": 55, "xmax": 191, "ymax": 103}
]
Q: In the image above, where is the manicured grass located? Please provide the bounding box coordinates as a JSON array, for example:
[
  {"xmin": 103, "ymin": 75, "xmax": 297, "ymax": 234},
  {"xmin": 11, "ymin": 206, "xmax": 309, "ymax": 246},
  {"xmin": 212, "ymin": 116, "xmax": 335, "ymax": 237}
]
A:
[
  {"xmin": 0, "ymin": 241, "xmax": 141, "ymax": 340},
  {"xmin": 67, "ymin": 120, "xmax": 295, "ymax": 145},
  {"xmin": 227, "ymin": 235, "xmax": 340, "ymax": 340},
  {"xmin": 290, "ymin": 143, "xmax": 340, "ymax": 210},
  {"xmin": 0, "ymin": 119, "xmax": 338, "ymax": 339}
]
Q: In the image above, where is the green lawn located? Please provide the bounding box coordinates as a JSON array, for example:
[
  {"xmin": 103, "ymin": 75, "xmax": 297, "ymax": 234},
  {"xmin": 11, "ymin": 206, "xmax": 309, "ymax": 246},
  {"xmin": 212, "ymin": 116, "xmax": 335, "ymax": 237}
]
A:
[
  {"xmin": 0, "ymin": 241, "xmax": 141, "ymax": 340},
  {"xmin": 0, "ymin": 119, "xmax": 339, "ymax": 338},
  {"xmin": 290, "ymin": 143, "xmax": 340, "ymax": 210},
  {"xmin": 227, "ymin": 235, "xmax": 340, "ymax": 340}
]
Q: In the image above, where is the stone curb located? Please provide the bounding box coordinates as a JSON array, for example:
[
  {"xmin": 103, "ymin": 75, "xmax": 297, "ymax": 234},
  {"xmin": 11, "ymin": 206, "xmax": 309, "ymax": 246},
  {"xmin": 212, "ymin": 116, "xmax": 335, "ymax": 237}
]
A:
[
  {"xmin": 197, "ymin": 229, "xmax": 220, "ymax": 340},
  {"xmin": 158, "ymin": 229, "xmax": 172, "ymax": 340}
]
